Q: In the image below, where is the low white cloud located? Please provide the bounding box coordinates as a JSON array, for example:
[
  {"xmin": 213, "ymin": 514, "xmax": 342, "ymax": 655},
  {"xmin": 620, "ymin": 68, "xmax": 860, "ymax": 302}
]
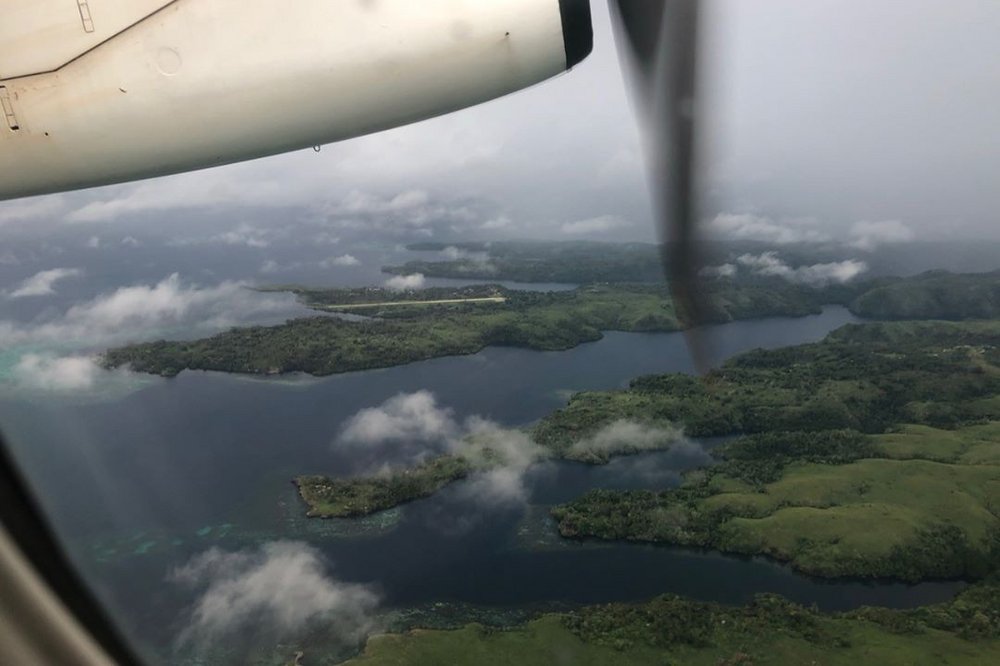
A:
[
  {"xmin": 120, "ymin": 235, "xmax": 141, "ymax": 248},
  {"xmin": 737, "ymin": 252, "xmax": 867, "ymax": 285},
  {"xmin": 436, "ymin": 246, "xmax": 496, "ymax": 274},
  {"xmin": 480, "ymin": 215, "xmax": 512, "ymax": 230},
  {"xmin": 568, "ymin": 419, "xmax": 686, "ymax": 463},
  {"xmin": 170, "ymin": 541, "xmax": 379, "ymax": 647},
  {"xmin": 848, "ymin": 220, "xmax": 916, "ymax": 251},
  {"xmin": 339, "ymin": 390, "xmax": 459, "ymax": 449},
  {"xmin": 705, "ymin": 213, "xmax": 828, "ymax": 245},
  {"xmin": 12, "ymin": 354, "xmax": 103, "ymax": 391},
  {"xmin": 458, "ymin": 419, "xmax": 548, "ymax": 505},
  {"xmin": 338, "ymin": 393, "xmax": 548, "ymax": 506},
  {"xmin": 384, "ymin": 273, "xmax": 426, "ymax": 290},
  {"xmin": 259, "ymin": 259, "xmax": 281, "ymax": 274},
  {"xmin": 699, "ymin": 263, "xmax": 737, "ymax": 278},
  {"xmin": 0, "ymin": 195, "xmax": 66, "ymax": 226},
  {"xmin": 0, "ymin": 274, "xmax": 293, "ymax": 349},
  {"xmin": 85, "ymin": 236, "xmax": 101, "ymax": 249},
  {"xmin": 211, "ymin": 223, "xmax": 270, "ymax": 248},
  {"xmin": 8, "ymin": 267, "xmax": 82, "ymax": 298},
  {"xmin": 560, "ymin": 214, "xmax": 628, "ymax": 235},
  {"xmin": 320, "ymin": 254, "xmax": 361, "ymax": 268}
]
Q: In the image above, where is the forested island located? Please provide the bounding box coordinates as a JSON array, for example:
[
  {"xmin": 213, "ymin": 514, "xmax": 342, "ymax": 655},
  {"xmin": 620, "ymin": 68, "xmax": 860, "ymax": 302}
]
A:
[
  {"xmin": 546, "ymin": 320, "xmax": 1000, "ymax": 581},
  {"xmin": 111, "ymin": 242, "xmax": 1000, "ymax": 664},
  {"xmin": 383, "ymin": 239, "xmax": 872, "ymax": 284},
  {"xmin": 295, "ymin": 456, "xmax": 471, "ymax": 517},
  {"xmin": 345, "ymin": 578, "xmax": 1000, "ymax": 665},
  {"xmin": 331, "ymin": 317, "xmax": 1000, "ymax": 665},
  {"xmin": 102, "ymin": 270, "xmax": 1000, "ymax": 378},
  {"xmin": 101, "ymin": 280, "xmax": 843, "ymax": 377}
]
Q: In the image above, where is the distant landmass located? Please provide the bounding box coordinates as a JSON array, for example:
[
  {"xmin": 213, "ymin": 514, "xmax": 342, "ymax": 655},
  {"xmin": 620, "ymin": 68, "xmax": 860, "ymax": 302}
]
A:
[{"xmin": 101, "ymin": 280, "xmax": 844, "ymax": 378}]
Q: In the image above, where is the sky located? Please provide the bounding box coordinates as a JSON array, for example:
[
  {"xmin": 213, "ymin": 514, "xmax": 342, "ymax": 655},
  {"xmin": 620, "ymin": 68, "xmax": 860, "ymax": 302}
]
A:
[{"xmin": 1, "ymin": 0, "xmax": 999, "ymax": 245}]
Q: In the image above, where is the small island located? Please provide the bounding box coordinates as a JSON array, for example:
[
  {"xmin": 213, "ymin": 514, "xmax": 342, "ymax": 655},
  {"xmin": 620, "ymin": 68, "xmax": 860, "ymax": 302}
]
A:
[{"xmin": 295, "ymin": 455, "xmax": 472, "ymax": 518}]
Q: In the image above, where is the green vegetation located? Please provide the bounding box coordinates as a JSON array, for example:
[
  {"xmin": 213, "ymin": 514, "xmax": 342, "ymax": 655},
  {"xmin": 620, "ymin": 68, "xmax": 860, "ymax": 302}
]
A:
[
  {"xmin": 294, "ymin": 456, "xmax": 471, "ymax": 517},
  {"xmin": 101, "ymin": 282, "xmax": 835, "ymax": 377},
  {"xmin": 259, "ymin": 284, "xmax": 505, "ymax": 310},
  {"xmin": 849, "ymin": 270, "xmax": 1000, "ymax": 320},
  {"xmin": 104, "ymin": 267, "xmax": 1000, "ymax": 378},
  {"xmin": 344, "ymin": 578, "xmax": 1000, "ymax": 666},
  {"xmin": 385, "ymin": 240, "xmax": 667, "ymax": 283},
  {"xmin": 386, "ymin": 239, "xmax": 870, "ymax": 285},
  {"xmin": 545, "ymin": 320, "xmax": 1000, "ymax": 580}
]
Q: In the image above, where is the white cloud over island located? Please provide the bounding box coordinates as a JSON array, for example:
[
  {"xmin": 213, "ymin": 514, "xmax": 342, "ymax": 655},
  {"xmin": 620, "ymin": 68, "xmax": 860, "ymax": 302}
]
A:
[
  {"xmin": 736, "ymin": 252, "xmax": 867, "ymax": 286},
  {"xmin": 384, "ymin": 273, "xmax": 425, "ymax": 290},
  {"xmin": 848, "ymin": 220, "xmax": 916, "ymax": 251}
]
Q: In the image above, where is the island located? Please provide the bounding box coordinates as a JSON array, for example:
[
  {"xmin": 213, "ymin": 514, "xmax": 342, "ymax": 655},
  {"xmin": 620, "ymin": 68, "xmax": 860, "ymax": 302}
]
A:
[
  {"xmin": 101, "ymin": 279, "xmax": 848, "ymax": 377},
  {"xmin": 295, "ymin": 455, "xmax": 472, "ymax": 518},
  {"xmin": 382, "ymin": 239, "xmax": 869, "ymax": 285},
  {"xmin": 545, "ymin": 320, "xmax": 1000, "ymax": 581},
  {"xmin": 343, "ymin": 578, "xmax": 1000, "ymax": 665}
]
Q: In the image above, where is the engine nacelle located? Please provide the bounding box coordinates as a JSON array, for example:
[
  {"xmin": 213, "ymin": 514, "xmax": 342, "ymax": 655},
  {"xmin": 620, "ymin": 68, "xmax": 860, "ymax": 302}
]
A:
[{"xmin": 0, "ymin": 0, "xmax": 592, "ymax": 200}]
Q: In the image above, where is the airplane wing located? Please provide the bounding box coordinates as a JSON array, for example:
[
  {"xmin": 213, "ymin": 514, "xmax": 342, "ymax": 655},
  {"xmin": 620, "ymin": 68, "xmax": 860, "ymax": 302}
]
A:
[{"xmin": 0, "ymin": 0, "xmax": 592, "ymax": 200}]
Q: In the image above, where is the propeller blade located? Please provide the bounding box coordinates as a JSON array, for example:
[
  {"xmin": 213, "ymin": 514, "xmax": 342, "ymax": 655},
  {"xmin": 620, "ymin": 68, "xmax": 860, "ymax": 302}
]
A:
[{"xmin": 609, "ymin": 0, "xmax": 711, "ymax": 372}]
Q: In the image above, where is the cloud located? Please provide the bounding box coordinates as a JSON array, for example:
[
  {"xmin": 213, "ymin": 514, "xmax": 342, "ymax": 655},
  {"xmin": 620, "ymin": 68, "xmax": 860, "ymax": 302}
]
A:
[
  {"xmin": 705, "ymin": 213, "xmax": 829, "ymax": 244},
  {"xmin": 699, "ymin": 263, "xmax": 737, "ymax": 278},
  {"xmin": 170, "ymin": 541, "xmax": 379, "ymax": 647},
  {"xmin": 320, "ymin": 254, "xmax": 361, "ymax": 268},
  {"xmin": 480, "ymin": 215, "xmax": 512, "ymax": 231},
  {"xmin": 211, "ymin": 224, "xmax": 270, "ymax": 248},
  {"xmin": 435, "ymin": 246, "xmax": 496, "ymax": 274},
  {"xmin": 458, "ymin": 418, "xmax": 548, "ymax": 505},
  {"xmin": 337, "ymin": 393, "xmax": 548, "ymax": 505},
  {"xmin": 12, "ymin": 354, "xmax": 103, "ymax": 391},
  {"xmin": 339, "ymin": 390, "xmax": 459, "ymax": 449},
  {"xmin": 8, "ymin": 268, "xmax": 82, "ymax": 298},
  {"xmin": 259, "ymin": 259, "xmax": 281, "ymax": 274},
  {"xmin": 736, "ymin": 252, "xmax": 867, "ymax": 285},
  {"xmin": 568, "ymin": 420, "xmax": 686, "ymax": 463},
  {"xmin": 0, "ymin": 274, "xmax": 293, "ymax": 349},
  {"xmin": 560, "ymin": 214, "xmax": 629, "ymax": 235},
  {"xmin": 0, "ymin": 195, "xmax": 66, "ymax": 226},
  {"xmin": 384, "ymin": 273, "xmax": 426, "ymax": 290},
  {"xmin": 848, "ymin": 220, "xmax": 916, "ymax": 251},
  {"xmin": 85, "ymin": 236, "xmax": 101, "ymax": 249},
  {"xmin": 120, "ymin": 235, "xmax": 141, "ymax": 247}
]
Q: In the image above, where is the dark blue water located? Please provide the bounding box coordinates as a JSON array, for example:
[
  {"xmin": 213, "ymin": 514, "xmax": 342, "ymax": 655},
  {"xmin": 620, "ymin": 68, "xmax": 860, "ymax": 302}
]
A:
[{"xmin": 0, "ymin": 306, "xmax": 967, "ymax": 663}]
